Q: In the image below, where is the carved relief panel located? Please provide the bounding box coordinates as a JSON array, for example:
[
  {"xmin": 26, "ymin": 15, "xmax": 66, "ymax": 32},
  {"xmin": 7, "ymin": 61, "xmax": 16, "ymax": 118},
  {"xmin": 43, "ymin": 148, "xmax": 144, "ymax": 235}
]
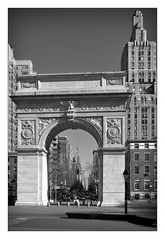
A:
[
  {"xmin": 38, "ymin": 118, "xmax": 59, "ymax": 137},
  {"xmin": 20, "ymin": 82, "xmax": 36, "ymax": 89},
  {"xmin": 16, "ymin": 98, "xmax": 126, "ymax": 113},
  {"xmin": 21, "ymin": 120, "xmax": 36, "ymax": 146},
  {"xmin": 106, "ymin": 118, "xmax": 122, "ymax": 145},
  {"xmin": 85, "ymin": 117, "xmax": 103, "ymax": 138}
]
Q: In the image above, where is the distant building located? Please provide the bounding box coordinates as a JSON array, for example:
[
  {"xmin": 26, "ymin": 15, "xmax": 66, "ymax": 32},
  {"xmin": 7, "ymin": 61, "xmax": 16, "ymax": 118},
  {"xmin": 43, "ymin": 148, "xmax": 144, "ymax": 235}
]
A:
[
  {"xmin": 8, "ymin": 45, "xmax": 17, "ymax": 156},
  {"xmin": 8, "ymin": 157, "xmax": 17, "ymax": 205},
  {"xmin": 93, "ymin": 150, "xmax": 99, "ymax": 182},
  {"xmin": 74, "ymin": 145, "xmax": 82, "ymax": 182},
  {"xmin": 8, "ymin": 46, "xmax": 37, "ymax": 203},
  {"xmin": 15, "ymin": 60, "xmax": 36, "ymax": 76},
  {"xmin": 121, "ymin": 11, "xmax": 157, "ymax": 200},
  {"xmin": 48, "ymin": 136, "xmax": 77, "ymax": 200}
]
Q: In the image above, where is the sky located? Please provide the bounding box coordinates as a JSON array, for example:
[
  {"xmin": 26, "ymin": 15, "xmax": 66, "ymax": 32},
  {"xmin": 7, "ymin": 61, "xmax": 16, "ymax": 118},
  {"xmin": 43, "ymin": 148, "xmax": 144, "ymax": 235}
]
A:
[
  {"xmin": 59, "ymin": 129, "xmax": 97, "ymax": 170},
  {"xmin": 8, "ymin": 8, "xmax": 157, "ymax": 169},
  {"xmin": 8, "ymin": 8, "xmax": 157, "ymax": 74}
]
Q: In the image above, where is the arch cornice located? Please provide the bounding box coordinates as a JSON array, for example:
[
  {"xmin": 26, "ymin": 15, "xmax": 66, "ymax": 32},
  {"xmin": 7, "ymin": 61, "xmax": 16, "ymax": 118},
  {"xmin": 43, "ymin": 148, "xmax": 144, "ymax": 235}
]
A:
[{"xmin": 38, "ymin": 117, "xmax": 102, "ymax": 150}]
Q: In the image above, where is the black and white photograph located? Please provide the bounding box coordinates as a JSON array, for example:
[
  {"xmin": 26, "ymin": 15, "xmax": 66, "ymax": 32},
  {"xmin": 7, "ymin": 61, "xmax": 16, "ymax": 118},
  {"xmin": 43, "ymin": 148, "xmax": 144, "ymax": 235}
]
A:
[{"xmin": 6, "ymin": 6, "xmax": 158, "ymax": 232}]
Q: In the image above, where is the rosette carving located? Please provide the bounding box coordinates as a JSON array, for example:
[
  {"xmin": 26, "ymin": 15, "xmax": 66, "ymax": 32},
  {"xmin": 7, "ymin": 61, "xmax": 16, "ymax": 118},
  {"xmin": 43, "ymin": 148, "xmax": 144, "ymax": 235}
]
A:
[
  {"xmin": 107, "ymin": 118, "xmax": 122, "ymax": 144},
  {"xmin": 21, "ymin": 120, "xmax": 35, "ymax": 145}
]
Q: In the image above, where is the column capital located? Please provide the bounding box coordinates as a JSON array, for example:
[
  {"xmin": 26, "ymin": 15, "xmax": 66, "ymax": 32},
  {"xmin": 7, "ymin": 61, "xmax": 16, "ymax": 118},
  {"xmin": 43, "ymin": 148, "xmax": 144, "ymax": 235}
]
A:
[
  {"xmin": 97, "ymin": 147, "xmax": 126, "ymax": 152},
  {"xmin": 17, "ymin": 147, "xmax": 48, "ymax": 154}
]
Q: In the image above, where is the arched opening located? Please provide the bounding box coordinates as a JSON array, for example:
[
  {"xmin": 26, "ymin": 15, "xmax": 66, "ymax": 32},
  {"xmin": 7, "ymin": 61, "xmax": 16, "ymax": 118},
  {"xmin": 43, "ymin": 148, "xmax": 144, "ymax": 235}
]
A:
[{"xmin": 39, "ymin": 118, "xmax": 102, "ymax": 205}]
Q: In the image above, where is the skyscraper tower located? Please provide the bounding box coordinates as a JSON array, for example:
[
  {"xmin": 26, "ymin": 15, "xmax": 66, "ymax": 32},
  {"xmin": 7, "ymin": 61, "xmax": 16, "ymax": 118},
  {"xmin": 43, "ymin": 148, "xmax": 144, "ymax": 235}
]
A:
[
  {"xmin": 74, "ymin": 144, "xmax": 82, "ymax": 182},
  {"xmin": 121, "ymin": 11, "xmax": 157, "ymax": 200}
]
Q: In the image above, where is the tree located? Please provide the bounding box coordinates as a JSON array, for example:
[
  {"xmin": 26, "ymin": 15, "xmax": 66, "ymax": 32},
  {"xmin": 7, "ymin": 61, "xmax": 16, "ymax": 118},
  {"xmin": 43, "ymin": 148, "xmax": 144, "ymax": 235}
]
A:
[
  {"xmin": 70, "ymin": 181, "xmax": 84, "ymax": 193},
  {"xmin": 88, "ymin": 183, "xmax": 96, "ymax": 194}
]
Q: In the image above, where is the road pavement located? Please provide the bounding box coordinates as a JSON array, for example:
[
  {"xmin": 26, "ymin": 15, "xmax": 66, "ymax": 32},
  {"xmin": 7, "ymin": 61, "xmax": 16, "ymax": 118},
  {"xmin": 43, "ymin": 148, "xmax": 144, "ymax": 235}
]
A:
[{"xmin": 8, "ymin": 203, "xmax": 157, "ymax": 231}]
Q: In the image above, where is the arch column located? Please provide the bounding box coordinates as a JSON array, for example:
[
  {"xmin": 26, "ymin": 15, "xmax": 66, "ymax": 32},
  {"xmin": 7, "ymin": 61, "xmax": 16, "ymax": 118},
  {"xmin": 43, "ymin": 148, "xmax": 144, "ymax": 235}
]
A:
[
  {"xmin": 99, "ymin": 148, "xmax": 125, "ymax": 206},
  {"xmin": 15, "ymin": 148, "xmax": 48, "ymax": 206},
  {"xmin": 98, "ymin": 115, "xmax": 126, "ymax": 206}
]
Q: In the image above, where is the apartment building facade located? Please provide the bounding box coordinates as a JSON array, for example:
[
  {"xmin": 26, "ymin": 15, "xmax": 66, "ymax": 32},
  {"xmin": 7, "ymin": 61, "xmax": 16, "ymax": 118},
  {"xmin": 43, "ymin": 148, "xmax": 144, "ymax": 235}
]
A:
[{"xmin": 121, "ymin": 11, "xmax": 157, "ymax": 200}]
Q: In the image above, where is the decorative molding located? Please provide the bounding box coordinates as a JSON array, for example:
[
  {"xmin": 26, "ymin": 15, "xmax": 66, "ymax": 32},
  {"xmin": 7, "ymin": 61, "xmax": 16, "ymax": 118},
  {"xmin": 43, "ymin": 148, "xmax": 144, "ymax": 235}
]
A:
[
  {"xmin": 78, "ymin": 100, "xmax": 125, "ymax": 112},
  {"xmin": 16, "ymin": 99, "xmax": 125, "ymax": 113},
  {"xmin": 20, "ymin": 82, "xmax": 36, "ymax": 88},
  {"xmin": 38, "ymin": 118, "xmax": 59, "ymax": 136},
  {"xmin": 21, "ymin": 120, "xmax": 35, "ymax": 145},
  {"xmin": 85, "ymin": 117, "xmax": 103, "ymax": 137},
  {"xmin": 106, "ymin": 79, "xmax": 123, "ymax": 86},
  {"xmin": 106, "ymin": 118, "xmax": 122, "ymax": 144}
]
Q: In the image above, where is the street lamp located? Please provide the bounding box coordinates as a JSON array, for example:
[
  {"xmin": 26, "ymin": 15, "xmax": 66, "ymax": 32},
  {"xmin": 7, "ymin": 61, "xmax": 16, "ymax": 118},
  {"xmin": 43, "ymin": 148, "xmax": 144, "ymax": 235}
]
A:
[
  {"xmin": 149, "ymin": 183, "xmax": 153, "ymax": 202},
  {"xmin": 123, "ymin": 169, "xmax": 129, "ymax": 215}
]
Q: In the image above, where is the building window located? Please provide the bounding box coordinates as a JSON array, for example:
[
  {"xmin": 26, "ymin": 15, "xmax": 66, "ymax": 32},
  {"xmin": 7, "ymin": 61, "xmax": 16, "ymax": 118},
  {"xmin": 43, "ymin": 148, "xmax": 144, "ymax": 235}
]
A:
[
  {"xmin": 134, "ymin": 131, "xmax": 137, "ymax": 136},
  {"xmin": 134, "ymin": 97, "xmax": 136, "ymax": 105},
  {"xmin": 139, "ymin": 56, "xmax": 144, "ymax": 61},
  {"xmin": 154, "ymin": 166, "xmax": 157, "ymax": 175},
  {"xmin": 144, "ymin": 165, "xmax": 150, "ymax": 176},
  {"xmin": 134, "ymin": 194, "xmax": 140, "ymax": 199},
  {"xmin": 139, "ymin": 50, "xmax": 144, "ymax": 55},
  {"xmin": 154, "ymin": 152, "xmax": 157, "ymax": 162},
  {"xmin": 134, "ymin": 166, "xmax": 139, "ymax": 175},
  {"xmin": 144, "ymin": 153, "xmax": 150, "ymax": 161},
  {"xmin": 144, "ymin": 180, "xmax": 150, "ymax": 190},
  {"xmin": 134, "ymin": 180, "xmax": 140, "ymax": 190},
  {"xmin": 142, "ymin": 107, "xmax": 147, "ymax": 113},
  {"xmin": 134, "ymin": 153, "xmax": 140, "ymax": 161},
  {"xmin": 135, "ymin": 143, "xmax": 139, "ymax": 149},
  {"xmin": 154, "ymin": 180, "xmax": 157, "ymax": 190},
  {"xmin": 144, "ymin": 143, "xmax": 149, "ymax": 149}
]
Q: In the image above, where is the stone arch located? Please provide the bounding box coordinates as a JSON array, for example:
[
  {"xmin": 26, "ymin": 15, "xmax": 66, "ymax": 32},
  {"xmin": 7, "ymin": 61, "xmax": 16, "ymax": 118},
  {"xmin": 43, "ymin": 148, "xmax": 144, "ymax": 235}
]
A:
[{"xmin": 38, "ymin": 117, "xmax": 103, "ymax": 151}]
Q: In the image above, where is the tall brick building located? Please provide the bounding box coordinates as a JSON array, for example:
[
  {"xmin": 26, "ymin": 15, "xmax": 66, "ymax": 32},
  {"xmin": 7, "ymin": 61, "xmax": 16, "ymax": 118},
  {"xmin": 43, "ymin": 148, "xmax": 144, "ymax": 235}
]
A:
[{"xmin": 121, "ymin": 11, "xmax": 157, "ymax": 200}]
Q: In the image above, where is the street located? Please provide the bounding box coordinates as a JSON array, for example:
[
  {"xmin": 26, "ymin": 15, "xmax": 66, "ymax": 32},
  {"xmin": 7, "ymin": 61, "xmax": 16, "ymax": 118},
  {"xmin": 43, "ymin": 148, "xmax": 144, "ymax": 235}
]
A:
[{"xmin": 8, "ymin": 203, "xmax": 157, "ymax": 231}]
